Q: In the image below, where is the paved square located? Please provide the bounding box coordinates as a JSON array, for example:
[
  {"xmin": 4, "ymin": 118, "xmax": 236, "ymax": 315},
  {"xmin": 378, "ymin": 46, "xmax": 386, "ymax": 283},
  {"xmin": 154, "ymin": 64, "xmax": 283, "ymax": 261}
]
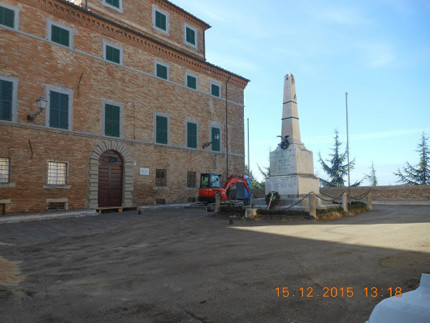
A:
[{"xmin": 1, "ymin": 205, "xmax": 429, "ymax": 322}]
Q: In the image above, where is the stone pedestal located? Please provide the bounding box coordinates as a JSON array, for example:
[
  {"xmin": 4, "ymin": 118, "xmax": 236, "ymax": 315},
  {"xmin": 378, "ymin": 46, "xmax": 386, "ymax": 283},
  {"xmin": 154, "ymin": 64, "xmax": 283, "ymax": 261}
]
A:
[{"xmin": 265, "ymin": 146, "xmax": 319, "ymax": 197}]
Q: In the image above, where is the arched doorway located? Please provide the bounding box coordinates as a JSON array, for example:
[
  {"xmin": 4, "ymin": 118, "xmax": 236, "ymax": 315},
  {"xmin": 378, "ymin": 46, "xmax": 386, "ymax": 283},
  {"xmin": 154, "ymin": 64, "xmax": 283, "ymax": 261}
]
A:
[{"xmin": 98, "ymin": 150, "xmax": 123, "ymax": 207}]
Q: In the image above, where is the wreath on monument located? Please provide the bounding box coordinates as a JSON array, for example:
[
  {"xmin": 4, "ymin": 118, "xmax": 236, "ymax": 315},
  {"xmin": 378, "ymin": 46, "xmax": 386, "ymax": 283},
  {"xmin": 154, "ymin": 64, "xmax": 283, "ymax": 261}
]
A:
[{"xmin": 265, "ymin": 191, "xmax": 281, "ymax": 209}]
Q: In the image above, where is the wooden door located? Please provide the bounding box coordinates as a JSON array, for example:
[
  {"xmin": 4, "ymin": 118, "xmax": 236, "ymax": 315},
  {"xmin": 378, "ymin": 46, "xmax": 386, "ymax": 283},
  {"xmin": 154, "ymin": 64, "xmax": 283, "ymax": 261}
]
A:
[{"xmin": 98, "ymin": 150, "xmax": 123, "ymax": 207}]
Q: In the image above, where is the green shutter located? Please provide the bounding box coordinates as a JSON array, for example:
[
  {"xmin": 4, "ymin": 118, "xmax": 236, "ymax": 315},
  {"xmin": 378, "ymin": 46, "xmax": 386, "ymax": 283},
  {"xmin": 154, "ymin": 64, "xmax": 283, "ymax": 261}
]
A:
[
  {"xmin": 211, "ymin": 84, "xmax": 220, "ymax": 97},
  {"xmin": 0, "ymin": 80, "xmax": 13, "ymax": 121},
  {"xmin": 156, "ymin": 64, "xmax": 168, "ymax": 79},
  {"xmin": 51, "ymin": 24, "xmax": 70, "ymax": 47},
  {"xmin": 186, "ymin": 27, "xmax": 195, "ymax": 45},
  {"xmin": 187, "ymin": 75, "xmax": 197, "ymax": 89},
  {"xmin": 105, "ymin": 104, "xmax": 120, "ymax": 137},
  {"xmin": 0, "ymin": 6, "xmax": 15, "ymax": 28},
  {"xmin": 106, "ymin": 0, "xmax": 120, "ymax": 8},
  {"xmin": 156, "ymin": 115, "xmax": 168, "ymax": 144},
  {"xmin": 187, "ymin": 122, "xmax": 197, "ymax": 148},
  {"xmin": 49, "ymin": 91, "xmax": 69, "ymax": 129},
  {"xmin": 106, "ymin": 45, "xmax": 120, "ymax": 64},
  {"xmin": 211, "ymin": 127, "xmax": 220, "ymax": 152},
  {"xmin": 155, "ymin": 11, "xmax": 166, "ymax": 31}
]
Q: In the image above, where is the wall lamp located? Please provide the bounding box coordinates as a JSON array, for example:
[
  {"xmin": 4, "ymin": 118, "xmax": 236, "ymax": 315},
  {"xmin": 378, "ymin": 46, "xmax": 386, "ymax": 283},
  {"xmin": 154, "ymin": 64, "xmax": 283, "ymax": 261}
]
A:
[
  {"xmin": 202, "ymin": 134, "xmax": 220, "ymax": 149},
  {"xmin": 27, "ymin": 96, "xmax": 48, "ymax": 121}
]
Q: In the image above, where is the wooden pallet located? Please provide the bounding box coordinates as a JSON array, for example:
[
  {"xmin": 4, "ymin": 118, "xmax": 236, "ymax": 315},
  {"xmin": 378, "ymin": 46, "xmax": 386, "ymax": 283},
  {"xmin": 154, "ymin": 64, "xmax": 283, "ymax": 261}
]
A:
[{"xmin": 96, "ymin": 206, "xmax": 139, "ymax": 214}]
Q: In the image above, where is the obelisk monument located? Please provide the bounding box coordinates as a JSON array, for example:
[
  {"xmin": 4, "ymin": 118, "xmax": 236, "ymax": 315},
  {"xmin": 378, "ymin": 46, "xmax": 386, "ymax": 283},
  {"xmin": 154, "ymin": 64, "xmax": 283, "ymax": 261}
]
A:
[{"xmin": 265, "ymin": 73, "xmax": 319, "ymax": 197}]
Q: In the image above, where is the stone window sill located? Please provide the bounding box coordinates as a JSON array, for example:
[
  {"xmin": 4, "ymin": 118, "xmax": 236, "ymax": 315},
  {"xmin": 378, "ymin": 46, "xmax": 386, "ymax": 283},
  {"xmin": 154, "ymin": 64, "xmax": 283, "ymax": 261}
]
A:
[
  {"xmin": 153, "ymin": 186, "xmax": 169, "ymax": 190},
  {"xmin": 43, "ymin": 184, "xmax": 71, "ymax": 189}
]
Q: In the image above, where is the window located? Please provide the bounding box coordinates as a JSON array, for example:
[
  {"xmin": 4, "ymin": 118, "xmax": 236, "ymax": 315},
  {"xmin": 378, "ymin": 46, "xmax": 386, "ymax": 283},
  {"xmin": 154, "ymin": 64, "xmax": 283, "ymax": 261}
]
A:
[
  {"xmin": 153, "ymin": 7, "xmax": 168, "ymax": 33},
  {"xmin": 186, "ymin": 121, "xmax": 197, "ymax": 149},
  {"xmin": 103, "ymin": 41, "xmax": 122, "ymax": 65},
  {"xmin": 155, "ymin": 62, "xmax": 169, "ymax": 80},
  {"xmin": 186, "ymin": 73, "xmax": 197, "ymax": 90},
  {"xmin": 187, "ymin": 171, "xmax": 196, "ymax": 188},
  {"xmin": 155, "ymin": 114, "xmax": 169, "ymax": 144},
  {"xmin": 102, "ymin": 0, "xmax": 123, "ymax": 12},
  {"xmin": 211, "ymin": 82, "xmax": 221, "ymax": 97},
  {"xmin": 184, "ymin": 24, "xmax": 197, "ymax": 47},
  {"xmin": 47, "ymin": 161, "xmax": 67, "ymax": 185},
  {"xmin": 103, "ymin": 100, "xmax": 122, "ymax": 138},
  {"xmin": 211, "ymin": 126, "xmax": 221, "ymax": 152},
  {"xmin": 48, "ymin": 21, "xmax": 73, "ymax": 48},
  {"xmin": 0, "ymin": 4, "xmax": 19, "ymax": 29},
  {"xmin": 156, "ymin": 169, "xmax": 167, "ymax": 186},
  {"xmin": 47, "ymin": 88, "xmax": 72, "ymax": 130},
  {"xmin": 0, "ymin": 76, "xmax": 18, "ymax": 122},
  {"xmin": 0, "ymin": 158, "xmax": 10, "ymax": 184}
]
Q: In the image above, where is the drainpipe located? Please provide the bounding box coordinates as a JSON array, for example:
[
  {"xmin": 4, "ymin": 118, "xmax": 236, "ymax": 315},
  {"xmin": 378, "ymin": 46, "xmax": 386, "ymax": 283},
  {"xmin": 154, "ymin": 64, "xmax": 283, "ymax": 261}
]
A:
[{"xmin": 225, "ymin": 75, "xmax": 231, "ymax": 178}]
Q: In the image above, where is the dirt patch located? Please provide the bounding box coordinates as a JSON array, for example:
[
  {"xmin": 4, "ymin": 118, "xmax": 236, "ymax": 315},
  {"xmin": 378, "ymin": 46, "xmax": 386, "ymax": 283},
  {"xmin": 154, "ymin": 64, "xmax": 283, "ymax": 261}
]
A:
[{"xmin": 0, "ymin": 256, "xmax": 23, "ymax": 286}]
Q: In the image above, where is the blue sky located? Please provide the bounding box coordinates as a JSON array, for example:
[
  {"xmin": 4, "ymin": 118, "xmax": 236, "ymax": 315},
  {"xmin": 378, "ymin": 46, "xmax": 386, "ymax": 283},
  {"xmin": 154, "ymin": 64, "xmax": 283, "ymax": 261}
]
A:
[{"xmin": 174, "ymin": 0, "xmax": 430, "ymax": 185}]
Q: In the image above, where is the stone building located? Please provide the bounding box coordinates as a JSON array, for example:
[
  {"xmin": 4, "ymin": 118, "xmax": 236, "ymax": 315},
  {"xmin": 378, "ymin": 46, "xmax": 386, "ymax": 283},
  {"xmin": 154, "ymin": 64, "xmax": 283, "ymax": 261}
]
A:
[{"xmin": 0, "ymin": 0, "xmax": 249, "ymax": 214}]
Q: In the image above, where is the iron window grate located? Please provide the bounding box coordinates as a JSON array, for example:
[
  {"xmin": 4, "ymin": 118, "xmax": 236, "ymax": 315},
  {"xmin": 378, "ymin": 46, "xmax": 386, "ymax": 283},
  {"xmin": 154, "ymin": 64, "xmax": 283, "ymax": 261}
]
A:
[
  {"xmin": 0, "ymin": 158, "xmax": 10, "ymax": 183},
  {"xmin": 156, "ymin": 169, "xmax": 166, "ymax": 186},
  {"xmin": 48, "ymin": 161, "xmax": 67, "ymax": 185}
]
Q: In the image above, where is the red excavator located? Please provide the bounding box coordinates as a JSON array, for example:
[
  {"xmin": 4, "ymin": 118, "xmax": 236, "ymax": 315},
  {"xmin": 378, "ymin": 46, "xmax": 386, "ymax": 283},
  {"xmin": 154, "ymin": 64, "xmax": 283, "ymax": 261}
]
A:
[{"xmin": 198, "ymin": 173, "xmax": 251, "ymax": 205}]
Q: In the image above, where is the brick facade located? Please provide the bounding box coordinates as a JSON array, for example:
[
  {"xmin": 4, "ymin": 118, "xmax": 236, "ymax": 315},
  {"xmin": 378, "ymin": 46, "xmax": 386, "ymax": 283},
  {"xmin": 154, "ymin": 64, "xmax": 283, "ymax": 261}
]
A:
[{"xmin": 0, "ymin": 0, "xmax": 249, "ymax": 214}]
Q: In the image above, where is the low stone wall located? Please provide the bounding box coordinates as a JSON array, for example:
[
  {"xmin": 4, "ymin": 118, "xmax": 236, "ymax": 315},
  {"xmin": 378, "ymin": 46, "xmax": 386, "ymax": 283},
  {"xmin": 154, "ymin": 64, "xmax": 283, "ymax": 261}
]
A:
[{"xmin": 320, "ymin": 185, "xmax": 430, "ymax": 201}]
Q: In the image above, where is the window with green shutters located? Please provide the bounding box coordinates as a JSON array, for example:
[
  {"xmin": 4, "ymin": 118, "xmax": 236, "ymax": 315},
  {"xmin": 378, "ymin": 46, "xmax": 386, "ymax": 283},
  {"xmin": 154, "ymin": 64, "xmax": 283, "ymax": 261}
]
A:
[
  {"xmin": 0, "ymin": 80, "xmax": 13, "ymax": 121},
  {"xmin": 211, "ymin": 127, "xmax": 221, "ymax": 152},
  {"xmin": 187, "ymin": 122, "xmax": 197, "ymax": 149},
  {"xmin": 185, "ymin": 26, "xmax": 196, "ymax": 46},
  {"xmin": 211, "ymin": 83, "xmax": 220, "ymax": 97},
  {"xmin": 154, "ymin": 9, "xmax": 167, "ymax": 31},
  {"xmin": 51, "ymin": 24, "xmax": 70, "ymax": 47},
  {"xmin": 105, "ymin": 44, "xmax": 121, "ymax": 64},
  {"xmin": 104, "ymin": 103, "xmax": 121, "ymax": 137},
  {"xmin": 186, "ymin": 74, "xmax": 197, "ymax": 90},
  {"xmin": 156, "ymin": 63, "xmax": 168, "ymax": 80},
  {"xmin": 106, "ymin": 0, "xmax": 120, "ymax": 8},
  {"xmin": 0, "ymin": 5, "xmax": 15, "ymax": 28},
  {"xmin": 49, "ymin": 91, "xmax": 69, "ymax": 130},
  {"xmin": 156, "ymin": 115, "xmax": 168, "ymax": 144}
]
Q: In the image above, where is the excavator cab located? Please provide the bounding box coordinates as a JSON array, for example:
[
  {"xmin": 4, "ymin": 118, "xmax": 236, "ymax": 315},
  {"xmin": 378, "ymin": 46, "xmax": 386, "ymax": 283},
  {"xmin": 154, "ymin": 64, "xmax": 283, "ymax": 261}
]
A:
[
  {"xmin": 200, "ymin": 173, "xmax": 222, "ymax": 188},
  {"xmin": 198, "ymin": 173, "xmax": 224, "ymax": 203}
]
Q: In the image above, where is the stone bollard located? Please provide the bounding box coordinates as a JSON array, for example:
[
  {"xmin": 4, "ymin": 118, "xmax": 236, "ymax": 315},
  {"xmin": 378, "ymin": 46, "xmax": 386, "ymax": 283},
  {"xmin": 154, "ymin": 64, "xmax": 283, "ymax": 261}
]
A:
[
  {"xmin": 308, "ymin": 193, "xmax": 317, "ymax": 219},
  {"xmin": 342, "ymin": 192, "xmax": 348, "ymax": 213},
  {"xmin": 245, "ymin": 208, "xmax": 257, "ymax": 219},
  {"xmin": 367, "ymin": 191, "xmax": 373, "ymax": 211},
  {"xmin": 215, "ymin": 193, "xmax": 221, "ymax": 213}
]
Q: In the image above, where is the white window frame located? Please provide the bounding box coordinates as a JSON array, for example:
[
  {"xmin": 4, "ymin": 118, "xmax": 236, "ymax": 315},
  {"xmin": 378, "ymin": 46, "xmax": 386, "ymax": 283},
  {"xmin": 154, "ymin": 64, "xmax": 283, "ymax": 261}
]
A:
[
  {"xmin": 152, "ymin": 5, "xmax": 169, "ymax": 34},
  {"xmin": 102, "ymin": 0, "xmax": 123, "ymax": 13},
  {"xmin": 0, "ymin": 3, "xmax": 20, "ymax": 30},
  {"xmin": 0, "ymin": 74, "xmax": 19, "ymax": 123},
  {"xmin": 184, "ymin": 23, "xmax": 197, "ymax": 48},
  {"xmin": 185, "ymin": 72, "xmax": 198, "ymax": 90},
  {"xmin": 210, "ymin": 81, "xmax": 221, "ymax": 98},
  {"xmin": 45, "ymin": 85, "xmax": 74, "ymax": 131},
  {"xmin": 185, "ymin": 119, "xmax": 199, "ymax": 149},
  {"xmin": 101, "ymin": 99, "xmax": 123, "ymax": 138},
  {"xmin": 47, "ymin": 19, "xmax": 74, "ymax": 49},
  {"xmin": 210, "ymin": 123, "xmax": 222, "ymax": 152},
  {"xmin": 103, "ymin": 40, "xmax": 123, "ymax": 65},
  {"xmin": 154, "ymin": 112, "xmax": 170, "ymax": 145},
  {"xmin": 47, "ymin": 160, "xmax": 69, "ymax": 186},
  {"xmin": 154, "ymin": 60, "xmax": 170, "ymax": 80}
]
